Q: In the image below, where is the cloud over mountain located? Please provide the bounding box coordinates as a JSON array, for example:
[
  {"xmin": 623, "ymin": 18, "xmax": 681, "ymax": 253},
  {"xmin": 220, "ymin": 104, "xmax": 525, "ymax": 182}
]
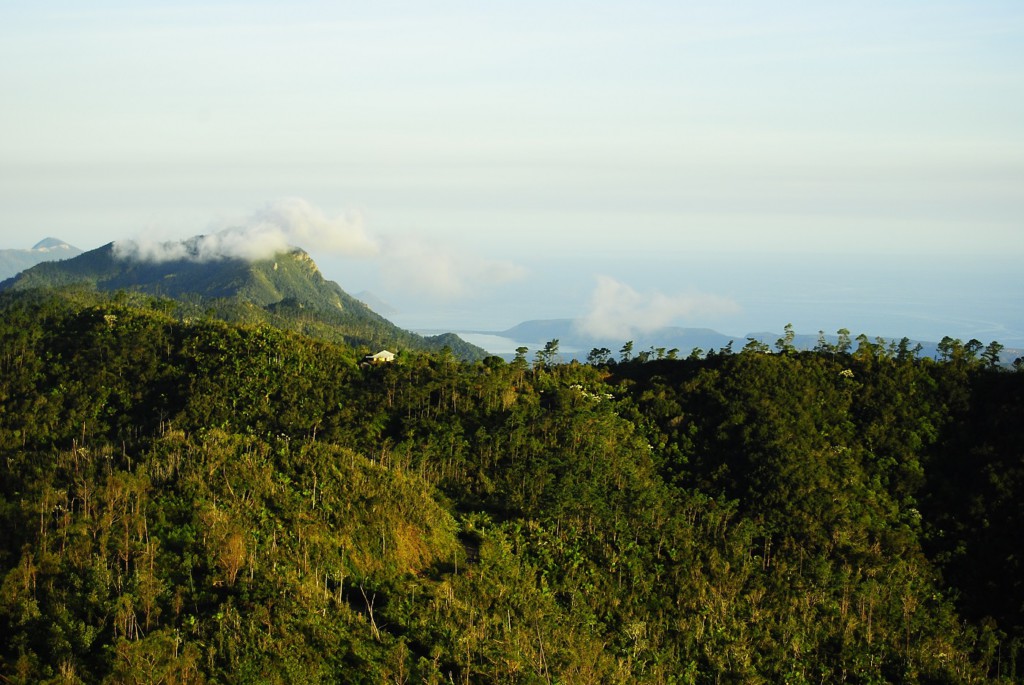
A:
[
  {"xmin": 577, "ymin": 276, "xmax": 740, "ymax": 339},
  {"xmin": 110, "ymin": 198, "xmax": 527, "ymax": 303},
  {"xmin": 113, "ymin": 198, "xmax": 379, "ymax": 263}
]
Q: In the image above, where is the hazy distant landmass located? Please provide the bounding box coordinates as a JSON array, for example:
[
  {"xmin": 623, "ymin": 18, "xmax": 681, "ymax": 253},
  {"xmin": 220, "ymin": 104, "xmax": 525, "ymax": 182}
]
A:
[
  {"xmin": 0, "ymin": 237, "xmax": 82, "ymax": 279},
  {"xmin": 458, "ymin": 318, "xmax": 1020, "ymax": 364},
  {"xmin": 497, "ymin": 319, "xmax": 736, "ymax": 354}
]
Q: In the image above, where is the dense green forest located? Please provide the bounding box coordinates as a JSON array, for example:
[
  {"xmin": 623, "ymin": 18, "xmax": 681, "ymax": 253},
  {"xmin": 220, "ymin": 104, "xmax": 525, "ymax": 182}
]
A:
[{"xmin": 1, "ymin": 289, "xmax": 1022, "ymax": 683}]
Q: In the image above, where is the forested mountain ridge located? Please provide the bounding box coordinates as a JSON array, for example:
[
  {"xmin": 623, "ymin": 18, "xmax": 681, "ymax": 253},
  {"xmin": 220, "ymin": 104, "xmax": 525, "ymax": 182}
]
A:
[
  {"xmin": 1, "ymin": 290, "xmax": 1022, "ymax": 683},
  {"xmin": 0, "ymin": 242, "xmax": 486, "ymax": 360}
]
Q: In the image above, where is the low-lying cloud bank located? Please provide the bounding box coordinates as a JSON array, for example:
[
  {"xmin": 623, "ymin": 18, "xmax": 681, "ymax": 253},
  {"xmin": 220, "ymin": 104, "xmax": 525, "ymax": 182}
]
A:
[
  {"xmin": 113, "ymin": 197, "xmax": 526, "ymax": 301},
  {"xmin": 113, "ymin": 198, "xmax": 378, "ymax": 263},
  {"xmin": 577, "ymin": 275, "xmax": 740, "ymax": 339}
]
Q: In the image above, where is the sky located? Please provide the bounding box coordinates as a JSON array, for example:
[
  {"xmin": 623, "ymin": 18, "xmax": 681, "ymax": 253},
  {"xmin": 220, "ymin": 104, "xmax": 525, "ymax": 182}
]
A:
[{"xmin": 2, "ymin": 1, "xmax": 1023, "ymax": 346}]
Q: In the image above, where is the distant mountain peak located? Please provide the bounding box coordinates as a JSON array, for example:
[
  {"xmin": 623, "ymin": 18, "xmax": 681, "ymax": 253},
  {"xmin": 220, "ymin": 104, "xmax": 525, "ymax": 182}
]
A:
[
  {"xmin": 0, "ymin": 238, "xmax": 83, "ymax": 280},
  {"xmin": 32, "ymin": 237, "xmax": 75, "ymax": 251}
]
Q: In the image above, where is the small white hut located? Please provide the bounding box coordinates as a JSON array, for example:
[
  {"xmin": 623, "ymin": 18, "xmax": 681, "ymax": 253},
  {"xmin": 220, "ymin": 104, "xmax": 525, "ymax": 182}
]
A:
[{"xmin": 365, "ymin": 349, "xmax": 396, "ymax": 364}]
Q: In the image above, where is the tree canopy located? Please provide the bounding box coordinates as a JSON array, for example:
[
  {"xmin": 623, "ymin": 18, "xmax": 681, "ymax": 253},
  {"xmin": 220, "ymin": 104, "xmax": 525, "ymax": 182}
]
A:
[{"xmin": 1, "ymin": 289, "xmax": 1022, "ymax": 683}]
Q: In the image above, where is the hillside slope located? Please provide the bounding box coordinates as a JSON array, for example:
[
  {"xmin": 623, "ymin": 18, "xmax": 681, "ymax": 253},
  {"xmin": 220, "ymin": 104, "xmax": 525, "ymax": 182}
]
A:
[
  {"xmin": 0, "ymin": 292, "xmax": 1021, "ymax": 682},
  {"xmin": 0, "ymin": 241, "xmax": 486, "ymax": 359}
]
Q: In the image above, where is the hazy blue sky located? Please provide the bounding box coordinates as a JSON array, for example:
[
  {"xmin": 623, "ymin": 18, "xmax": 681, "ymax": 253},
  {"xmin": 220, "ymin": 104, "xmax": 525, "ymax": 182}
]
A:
[{"xmin": 2, "ymin": 1, "xmax": 1022, "ymax": 344}]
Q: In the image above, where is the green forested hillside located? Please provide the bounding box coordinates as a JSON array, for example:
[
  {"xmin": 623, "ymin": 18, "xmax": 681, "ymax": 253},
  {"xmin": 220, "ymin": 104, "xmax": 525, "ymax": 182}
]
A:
[
  {"xmin": 0, "ymin": 244, "xmax": 486, "ymax": 361},
  {"xmin": 1, "ymin": 290, "xmax": 1022, "ymax": 683}
]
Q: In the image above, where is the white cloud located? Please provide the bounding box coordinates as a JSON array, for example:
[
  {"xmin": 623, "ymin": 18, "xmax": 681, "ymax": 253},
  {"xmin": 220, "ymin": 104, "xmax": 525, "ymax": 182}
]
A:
[
  {"xmin": 113, "ymin": 197, "xmax": 379, "ymax": 263},
  {"xmin": 577, "ymin": 275, "xmax": 740, "ymax": 339},
  {"xmin": 111, "ymin": 197, "xmax": 527, "ymax": 302},
  {"xmin": 248, "ymin": 197, "xmax": 379, "ymax": 257}
]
